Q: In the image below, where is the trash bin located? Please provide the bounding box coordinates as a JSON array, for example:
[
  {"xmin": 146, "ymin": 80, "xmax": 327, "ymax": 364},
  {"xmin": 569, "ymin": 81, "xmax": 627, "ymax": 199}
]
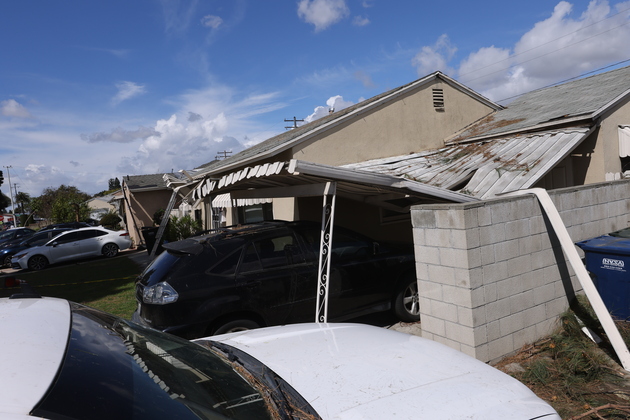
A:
[
  {"xmin": 576, "ymin": 235, "xmax": 630, "ymax": 320},
  {"xmin": 140, "ymin": 226, "xmax": 162, "ymax": 256}
]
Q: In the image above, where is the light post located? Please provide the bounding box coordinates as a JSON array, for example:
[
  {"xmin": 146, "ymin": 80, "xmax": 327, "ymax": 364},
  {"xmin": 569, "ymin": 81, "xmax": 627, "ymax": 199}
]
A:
[{"xmin": 3, "ymin": 166, "xmax": 16, "ymax": 227}]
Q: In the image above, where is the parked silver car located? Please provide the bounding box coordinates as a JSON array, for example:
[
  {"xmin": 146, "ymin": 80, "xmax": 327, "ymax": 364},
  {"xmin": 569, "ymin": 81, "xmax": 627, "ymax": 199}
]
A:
[{"xmin": 12, "ymin": 226, "xmax": 132, "ymax": 270}]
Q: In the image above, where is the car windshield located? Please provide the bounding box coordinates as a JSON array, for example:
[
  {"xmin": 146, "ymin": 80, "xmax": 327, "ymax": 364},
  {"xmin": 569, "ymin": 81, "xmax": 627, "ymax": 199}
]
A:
[{"xmin": 32, "ymin": 303, "xmax": 277, "ymax": 420}]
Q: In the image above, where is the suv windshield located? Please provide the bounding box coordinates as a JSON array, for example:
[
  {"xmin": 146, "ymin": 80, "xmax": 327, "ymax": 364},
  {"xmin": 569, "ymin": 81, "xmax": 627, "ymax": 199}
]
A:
[{"xmin": 32, "ymin": 303, "xmax": 277, "ymax": 420}]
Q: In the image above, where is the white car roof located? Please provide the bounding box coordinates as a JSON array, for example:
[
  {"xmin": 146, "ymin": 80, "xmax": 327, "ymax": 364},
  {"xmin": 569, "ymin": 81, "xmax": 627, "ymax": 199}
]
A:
[
  {"xmin": 0, "ymin": 297, "xmax": 70, "ymax": 417},
  {"xmin": 208, "ymin": 323, "xmax": 559, "ymax": 420}
]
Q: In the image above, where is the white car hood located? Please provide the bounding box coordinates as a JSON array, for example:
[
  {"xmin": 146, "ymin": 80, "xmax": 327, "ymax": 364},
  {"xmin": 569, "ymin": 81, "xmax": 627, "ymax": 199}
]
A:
[
  {"xmin": 0, "ymin": 297, "xmax": 70, "ymax": 417},
  {"xmin": 208, "ymin": 323, "xmax": 559, "ymax": 420}
]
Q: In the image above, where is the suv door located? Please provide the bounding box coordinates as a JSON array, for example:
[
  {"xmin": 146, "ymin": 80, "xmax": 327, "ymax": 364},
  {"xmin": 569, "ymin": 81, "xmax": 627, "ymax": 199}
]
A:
[{"xmin": 234, "ymin": 232, "xmax": 316, "ymax": 325}]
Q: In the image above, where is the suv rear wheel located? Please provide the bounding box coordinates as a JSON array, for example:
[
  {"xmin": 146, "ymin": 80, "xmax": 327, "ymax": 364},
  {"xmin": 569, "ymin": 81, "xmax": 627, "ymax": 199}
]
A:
[
  {"xmin": 393, "ymin": 276, "xmax": 420, "ymax": 322},
  {"xmin": 213, "ymin": 319, "xmax": 260, "ymax": 335}
]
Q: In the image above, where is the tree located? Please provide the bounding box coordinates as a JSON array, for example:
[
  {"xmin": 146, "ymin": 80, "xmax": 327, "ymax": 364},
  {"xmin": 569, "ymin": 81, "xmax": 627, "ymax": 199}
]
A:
[
  {"xmin": 108, "ymin": 178, "xmax": 121, "ymax": 190},
  {"xmin": 15, "ymin": 191, "xmax": 31, "ymax": 214},
  {"xmin": 0, "ymin": 190, "xmax": 10, "ymax": 212},
  {"xmin": 32, "ymin": 185, "xmax": 91, "ymax": 222}
]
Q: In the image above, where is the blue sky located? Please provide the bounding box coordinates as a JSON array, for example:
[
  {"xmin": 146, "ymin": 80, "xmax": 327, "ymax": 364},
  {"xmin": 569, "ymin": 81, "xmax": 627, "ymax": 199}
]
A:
[{"xmin": 1, "ymin": 0, "xmax": 630, "ymax": 197}]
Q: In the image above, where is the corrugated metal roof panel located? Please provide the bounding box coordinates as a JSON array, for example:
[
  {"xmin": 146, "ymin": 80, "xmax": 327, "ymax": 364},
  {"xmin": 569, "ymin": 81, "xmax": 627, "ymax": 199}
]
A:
[{"xmin": 344, "ymin": 127, "xmax": 592, "ymax": 199}]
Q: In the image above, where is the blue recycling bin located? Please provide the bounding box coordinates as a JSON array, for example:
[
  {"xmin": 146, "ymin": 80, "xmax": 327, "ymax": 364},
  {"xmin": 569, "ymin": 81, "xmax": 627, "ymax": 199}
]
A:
[{"xmin": 576, "ymin": 235, "xmax": 630, "ymax": 320}]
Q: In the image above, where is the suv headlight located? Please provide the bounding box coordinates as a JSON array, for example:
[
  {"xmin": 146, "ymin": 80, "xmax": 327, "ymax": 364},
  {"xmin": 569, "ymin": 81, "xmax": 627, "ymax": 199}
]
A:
[{"xmin": 142, "ymin": 282, "xmax": 179, "ymax": 305}]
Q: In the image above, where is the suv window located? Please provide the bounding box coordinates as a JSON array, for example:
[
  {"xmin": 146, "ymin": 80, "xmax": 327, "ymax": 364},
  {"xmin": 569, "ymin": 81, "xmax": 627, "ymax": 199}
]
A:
[
  {"xmin": 79, "ymin": 229, "xmax": 107, "ymax": 239},
  {"xmin": 239, "ymin": 234, "xmax": 302, "ymax": 273}
]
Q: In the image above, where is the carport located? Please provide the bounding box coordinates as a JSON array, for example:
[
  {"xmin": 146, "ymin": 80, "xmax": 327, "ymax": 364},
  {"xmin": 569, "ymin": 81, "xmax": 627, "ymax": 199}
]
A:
[{"xmin": 162, "ymin": 159, "xmax": 478, "ymax": 322}]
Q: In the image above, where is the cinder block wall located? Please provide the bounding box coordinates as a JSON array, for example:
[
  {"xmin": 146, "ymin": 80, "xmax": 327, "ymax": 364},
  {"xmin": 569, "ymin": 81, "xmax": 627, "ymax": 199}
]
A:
[{"xmin": 411, "ymin": 180, "xmax": 630, "ymax": 363}]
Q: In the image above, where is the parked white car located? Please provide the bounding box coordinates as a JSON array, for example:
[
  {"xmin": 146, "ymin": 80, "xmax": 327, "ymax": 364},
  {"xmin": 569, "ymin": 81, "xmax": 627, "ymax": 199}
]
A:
[
  {"xmin": 0, "ymin": 295, "xmax": 560, "ymax": 420},
  {"xmin": 11, "ymin": 226, "xmax": 132, "ymax": 270}
]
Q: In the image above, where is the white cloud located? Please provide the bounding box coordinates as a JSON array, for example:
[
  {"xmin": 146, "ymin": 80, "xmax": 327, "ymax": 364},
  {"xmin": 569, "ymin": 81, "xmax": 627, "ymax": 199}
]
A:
[
  {"xmin": 297, "ymin": 0, "xmax": 350, "ymax": 32},
  {"xmin": 112, "ymin": 81, "xmax": 147, "ymax": 105},
  {"xmin": 354, "ymin": 70, "xmax": 375, "ymax": 88},
  {"xmin": 0, "ymin": 99, "xmax": 33, "ymax": 118},
  {"xmin": 352, "ymin": 15, "xmax": 370, "ymax": 26},
  {"xmin": 81, "ymin": 126, "xmax": 158, "ymax": 143},
  {"xmin": 411, "ymin": 34, "xmax": 457, "ymax": 77},
  {"xmin": 201, "ymin": 15, "xmax": 223, "ymax": 29},
  {"xmin": 452, "ymin": 0, "xmax": 630, "ymax": 101},
  {"xmin": 304, "ymin": 95, "xmax": 354, "ymax": 123}
]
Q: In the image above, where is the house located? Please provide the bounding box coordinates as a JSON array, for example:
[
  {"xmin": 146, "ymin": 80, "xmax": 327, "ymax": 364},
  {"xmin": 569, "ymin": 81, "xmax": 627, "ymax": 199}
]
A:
[
  {"xmin": 166, "ymin": 71, "xmax": 502, "ymax": 244},
  {"xmin": 121, "ymin": 173, "xmax": 177, "ymax": 247},
  {"xmin": 86, "ymin": 193, "xmax": 118, "ymax": 223},
  {"xmin": 346, "ymin": 65, "xmax": 630, "ymax": 199}
]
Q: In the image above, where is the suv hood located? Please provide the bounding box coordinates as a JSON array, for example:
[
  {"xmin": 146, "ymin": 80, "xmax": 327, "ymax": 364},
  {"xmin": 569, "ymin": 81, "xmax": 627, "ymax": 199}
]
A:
[{"xmin": 205, "ymin": 323, "xmax": 559, "ymax": 420}]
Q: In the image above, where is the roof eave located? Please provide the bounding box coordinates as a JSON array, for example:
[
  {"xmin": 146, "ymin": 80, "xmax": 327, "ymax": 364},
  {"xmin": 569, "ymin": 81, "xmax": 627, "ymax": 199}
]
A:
[{"xmin": 195, "ymin": 73, "xmax": 503, "ymax": 179}]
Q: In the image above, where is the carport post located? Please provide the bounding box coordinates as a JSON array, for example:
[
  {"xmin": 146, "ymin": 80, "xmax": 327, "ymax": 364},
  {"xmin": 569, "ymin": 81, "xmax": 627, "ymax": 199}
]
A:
[{"xmin": 315, "ymin": 182, "xmax": 336, "ymax": 323}]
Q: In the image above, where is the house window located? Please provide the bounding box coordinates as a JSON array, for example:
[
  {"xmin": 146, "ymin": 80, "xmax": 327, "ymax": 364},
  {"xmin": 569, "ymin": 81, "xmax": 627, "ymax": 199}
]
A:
[
  {"xmin": 619, "ymin": 126, "xmax": 630, "ymax": 175},
  {"xmin": 237, "ymin": 203, "xmax": 273, "ymax": 224},
  {"xmin": 432, "ymin": 88, "xmax": 445, "ymax": 111}
]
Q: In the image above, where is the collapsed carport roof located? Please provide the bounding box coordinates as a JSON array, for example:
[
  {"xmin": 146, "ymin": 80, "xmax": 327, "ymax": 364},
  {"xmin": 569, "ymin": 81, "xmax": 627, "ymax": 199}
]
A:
[{"xmin": 176, "ymin": 159, "xmax": 479, "ymax": 209}]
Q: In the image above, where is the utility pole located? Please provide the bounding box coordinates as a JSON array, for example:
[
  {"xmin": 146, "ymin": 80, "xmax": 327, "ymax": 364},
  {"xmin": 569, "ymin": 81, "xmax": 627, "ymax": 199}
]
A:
[
  {"xmin": 215, "ymin": 150, "xmax": 232, "ymax": 160},
  {"xmin": 284, "ymin": 116, "xmax": 303, "ymax": 130},
  {"xmin": 3, "ymin": 166, "xmax": 16, "ymax": 226}
]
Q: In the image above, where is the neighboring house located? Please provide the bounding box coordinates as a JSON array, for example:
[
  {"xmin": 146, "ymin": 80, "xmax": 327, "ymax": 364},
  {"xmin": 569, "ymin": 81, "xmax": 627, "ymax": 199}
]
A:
[
  {"xmin": 121, "ymin": 174, "xmax": 177, "ymax": 248},
  {"xmin": 86, "ymin": 193, "xmax": 118, "ymax": 223},
  {"xmin": 165, "ymin": 71, "xmax": 502, "ymax": 243}
]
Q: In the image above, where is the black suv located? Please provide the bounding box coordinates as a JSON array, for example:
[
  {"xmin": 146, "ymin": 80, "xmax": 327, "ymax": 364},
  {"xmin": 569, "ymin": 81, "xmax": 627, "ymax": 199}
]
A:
[{"xmin": 133, "ymin": 221, "xmax": 419, "ymax": 338}]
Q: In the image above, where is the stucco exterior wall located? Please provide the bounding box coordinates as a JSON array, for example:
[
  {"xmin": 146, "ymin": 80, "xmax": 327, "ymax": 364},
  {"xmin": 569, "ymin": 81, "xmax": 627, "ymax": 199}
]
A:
[
  {"xmin": 411, "ymin": 180, "xmax": 630, "ymax": 363},
  {"xmin": 570, "ymin": 100, "xmax": 630, "ymax": 184},
  {"xmin": 294, "ymin": 81, "xmax": 496, "ymax": 166},
  {"xmin": 123, "ymin": 188, "xmax": 172, "ymax": 247}
]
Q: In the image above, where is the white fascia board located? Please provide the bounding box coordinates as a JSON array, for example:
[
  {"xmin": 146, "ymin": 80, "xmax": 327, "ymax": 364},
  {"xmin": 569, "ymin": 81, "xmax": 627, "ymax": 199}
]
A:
[{"xmin": 288, "ymin": 160, "xmax": 478, "ymax": 203}]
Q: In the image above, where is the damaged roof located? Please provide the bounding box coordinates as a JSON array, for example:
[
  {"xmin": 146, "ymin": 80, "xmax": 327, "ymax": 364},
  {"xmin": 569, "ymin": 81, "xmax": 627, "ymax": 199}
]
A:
[
  {"xmin": 453, "ymin": 65, "xmax": 630, "ymax": 141},
  {"xmin": 122, "ymin": 173, "xmax": 174, "ymax": 191},
  {"xmin": 345, "ymin": 127, "xmax": 593, "ymax": 199}
]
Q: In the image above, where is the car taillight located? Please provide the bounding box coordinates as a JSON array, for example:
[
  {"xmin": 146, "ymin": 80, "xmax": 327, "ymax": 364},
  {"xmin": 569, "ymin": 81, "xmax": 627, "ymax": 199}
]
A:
[
  {"xmin": 119, "ymin": 232, "xmax": 129, "ymax": 236},
  {"xmin": 142, "ymin": 282, "xmax": 179, "ymax": 305}
]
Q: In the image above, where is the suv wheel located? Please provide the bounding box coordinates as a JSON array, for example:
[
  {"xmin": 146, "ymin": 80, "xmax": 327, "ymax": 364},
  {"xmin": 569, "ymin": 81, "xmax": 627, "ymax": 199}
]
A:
[
  {"xmin": 2, "ymin": 255, "xmax": 11, "ymax": 267},
  {"xmin": 213, "ymin": 319, "xmax": 260, "ymax": 335},
  {"xmin": 28, "ymin": 255, "xmax": 49, "ymax": 271},
  {"xmin": 393, "ymin": 276, "xmax": 420, "ymax": 322}
]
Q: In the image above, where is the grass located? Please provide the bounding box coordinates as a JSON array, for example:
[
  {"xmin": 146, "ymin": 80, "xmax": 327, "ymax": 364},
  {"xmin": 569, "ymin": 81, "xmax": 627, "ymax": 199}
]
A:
[
  {"xmin": 0, "ymin": 251, "xmax": 144, "ymax": 319},
  {"xmin": 495, "ymin": 295, "xmax": 630, "ymax": 419}
]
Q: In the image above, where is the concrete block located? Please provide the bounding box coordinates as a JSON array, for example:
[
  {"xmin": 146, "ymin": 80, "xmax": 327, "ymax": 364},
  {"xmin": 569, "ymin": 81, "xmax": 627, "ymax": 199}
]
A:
[
  {"xmin": 439, "ymin": 247, "xmax": 470, "ymax": 269},
  {"xmin": 487, "ymin": 335, "xmax": 515, "ymax": 362},
  {"xmin": 415, "ymin": 262, "xmax": 429, "ymax": 281},
  {"xmin": 445, "ymin": 321, "xmax": 475, "ymax": 347},
  {"xmin": 428, "ymin": 264, "xmax": 456, "ymax": 286},
  {"xmin": 486, "ymin": 319, "xmax": 501, "ymax": 342},
  {"xmin": 465, "ymin": 227, "xmax": 481, "ymax": 249},
  {"xmin": 411, "ymin": 209, "xmax": 436, "ymax": 228},
  {"xmin": 431, "ymin": 300, "xmax": 459, "ymax": 323},
  {"xmin": 412, "ymin": 228, "xmax": 426, "ymax": 246},
  {"xmin": 483, "ymin": 282, "xmax": 498, "ymax": 304},
  {"xmin": 426, "ymin": 228, "xmax": 452, "ymax": 247},
  {"xmin": 505, "ymin": 218, "xmax": 531, "ymax": 240},
  {"xmin": 457, "ymin": 305, "xmax": 475, "ymax": 327},
  {"xmin": 442, "ymin": 284, "xmax": 472, "ymax": 307},
  {"xmin": 519, "ymin": 233, "xmax": 542, "ymax": 255},
  {"xmin": 510, "ymin": 289, "xmax": 535, "ymax": 314},
  {"xmin": 466, "ymin": 267, "xmax": 484, "ymax": 289},
  {"xmin": 533, "ymin": 282, "xmax": 555, "ymax": 306},
  {"xmin": 477, "ymin": 205, "xmax": 493, "ymax": 227},
  {"xmin": 463, "ymin": 207, "xmax": 479, "ymax": 229},
  {"xmin": 482, "ymin": 260, "xmax": 508, "ymax": 283},
  {"xmin": 414, "ymin": 244, "xmax": 440, "ymax": 265},
  {"xmin": 494, "ymin": 238, "xmax": 520, "ymax": 262},
  {"xmin": 420, "ymin": 314, "xmax": 446, "ymax": 336},
  {"xmin": 418, "ymin": 280, "xmax": 443, "ymax": 300},
  {"xmin": 435, "ymin": 209, "xmax": 466, "ymax": 230},
  {"xmin": 499, "ymin": 313, "xmax": 526, "ymax": 336},
  {"xmin": 509, "ymin": 254, "xmax": 532, "ymax": 277},
  {"xmin": 480, "ymin": 244, "xmax": 496, "ymax": 266},
  {"xmin": 486, "ymin": 298, "xmax": 512, "ymax": 322},
  {"xmin": 514, "ymin": 325, "xmax": 538, "ymax": 349},
  {"xmin": 450, "ymin": 229, "xmax": 469, "ymax": 249},
  {"xmin": 480, "ymin": 224, "xmax": 505, "ymax": 246}
]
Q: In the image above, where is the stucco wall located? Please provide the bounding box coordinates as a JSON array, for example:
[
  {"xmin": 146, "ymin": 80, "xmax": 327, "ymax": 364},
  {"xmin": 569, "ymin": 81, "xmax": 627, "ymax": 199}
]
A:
[
  {"xmin": 294, "ymin": 81, "xmax": 495, "ymax": 166},
  {"xmin": 411, "ymin": 180, "xmax": 630, "ymax": 363}
]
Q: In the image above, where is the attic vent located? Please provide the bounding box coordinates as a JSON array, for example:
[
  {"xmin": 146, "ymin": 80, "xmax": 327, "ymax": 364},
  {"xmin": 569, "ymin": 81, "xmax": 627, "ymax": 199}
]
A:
[{"xmin": 432, "ymin": 88, "xmax": 444, "ymax": 111}]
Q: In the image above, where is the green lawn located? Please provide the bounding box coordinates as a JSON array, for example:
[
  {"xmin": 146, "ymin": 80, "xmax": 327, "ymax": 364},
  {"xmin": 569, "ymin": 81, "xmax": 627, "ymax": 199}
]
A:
[{"xmin": 0, "ymin": 252, "xmax": 145, "ymax": 319}]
